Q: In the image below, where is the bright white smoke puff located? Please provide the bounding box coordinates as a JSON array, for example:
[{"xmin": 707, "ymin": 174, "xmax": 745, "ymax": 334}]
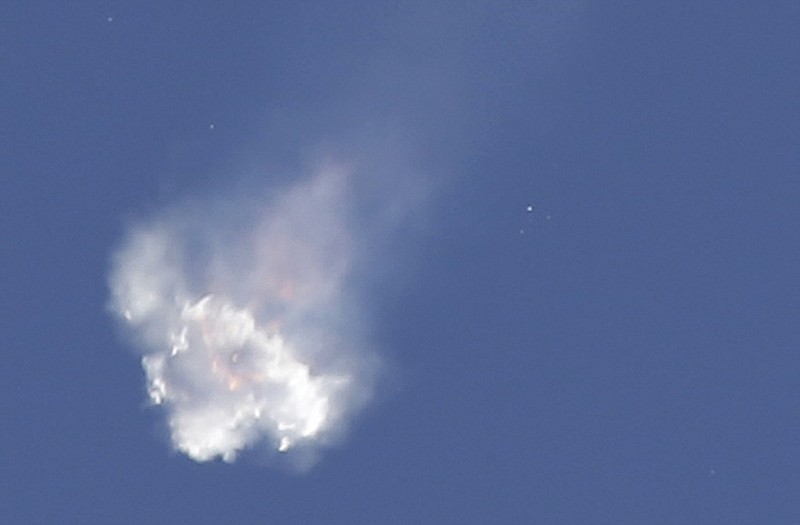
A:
[{"xmin": 109, "ymin": 168, "xmax": 377, "ymax": 464}]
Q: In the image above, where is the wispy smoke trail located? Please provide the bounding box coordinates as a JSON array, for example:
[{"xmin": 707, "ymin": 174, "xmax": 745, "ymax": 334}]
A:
[{"xmin": 109, "ymin": 167, "xmax": 379, "ymax": 464}]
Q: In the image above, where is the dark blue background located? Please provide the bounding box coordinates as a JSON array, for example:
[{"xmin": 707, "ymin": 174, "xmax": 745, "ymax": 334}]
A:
[{"xmin": 3, "ymin": 2, "xmax": 798, "ymax": 523}]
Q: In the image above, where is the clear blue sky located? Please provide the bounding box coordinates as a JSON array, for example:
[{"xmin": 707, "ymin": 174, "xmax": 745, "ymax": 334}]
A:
[{"xmin": 2, "ymin": 2, "xmax": 798, "ymax": 523}]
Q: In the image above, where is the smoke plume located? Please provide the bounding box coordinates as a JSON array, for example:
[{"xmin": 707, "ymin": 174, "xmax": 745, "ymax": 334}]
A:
[{"xmin": 109, "ymin": 166, "xmax": 382, "ymax": 465}]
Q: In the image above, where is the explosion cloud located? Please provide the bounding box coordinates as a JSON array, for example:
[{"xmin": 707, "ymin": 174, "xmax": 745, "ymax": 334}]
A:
[{"xmin": 109, "ymin": 167, "xmax": 379, "ymax": 464}]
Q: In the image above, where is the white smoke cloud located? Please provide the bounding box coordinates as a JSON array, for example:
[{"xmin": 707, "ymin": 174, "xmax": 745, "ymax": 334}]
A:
[{"xmin": 109, "ymin": 165, "xmax": 385, "ymax": 465}]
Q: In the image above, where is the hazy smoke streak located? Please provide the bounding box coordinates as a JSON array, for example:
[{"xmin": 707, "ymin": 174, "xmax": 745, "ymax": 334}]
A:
[{"xmin": 109, "ymin": 167, "xmax": 376, "ymax": 464}]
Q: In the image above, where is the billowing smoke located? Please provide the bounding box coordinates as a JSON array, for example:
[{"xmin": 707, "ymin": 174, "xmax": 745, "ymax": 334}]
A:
[{"xmin": 109, "ymin": 166, "xmax": 383, "ymax": 465}]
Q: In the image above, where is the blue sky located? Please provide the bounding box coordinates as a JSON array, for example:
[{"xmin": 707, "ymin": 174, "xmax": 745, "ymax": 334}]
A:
[{"xmin": 2, "ymin": 2, "xmax": 799, "ymax": 523}]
